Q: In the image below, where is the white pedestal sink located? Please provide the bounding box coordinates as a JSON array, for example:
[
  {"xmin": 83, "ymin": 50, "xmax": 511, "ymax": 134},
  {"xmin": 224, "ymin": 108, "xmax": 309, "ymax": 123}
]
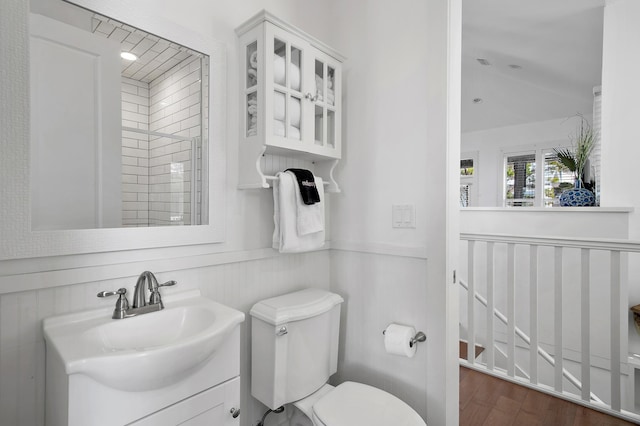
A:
[{"xmin": 44, "ymin": 289, "xmax": 245, "ymax": 426}]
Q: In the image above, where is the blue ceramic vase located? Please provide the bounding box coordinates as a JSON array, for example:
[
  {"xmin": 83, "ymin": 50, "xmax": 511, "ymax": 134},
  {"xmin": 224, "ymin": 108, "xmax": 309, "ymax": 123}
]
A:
[{"xmin": 559, "ymin": 181, "xmax": 595, "ymax": 207}]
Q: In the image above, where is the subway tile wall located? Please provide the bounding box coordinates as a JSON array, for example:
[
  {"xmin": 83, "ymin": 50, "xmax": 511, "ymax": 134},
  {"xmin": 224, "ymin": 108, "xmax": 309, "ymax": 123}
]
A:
[
  {"xmin": 0, "ymin": 251, "xmax": 330, "ymax": 426},
  {"xmin": 121, "ymin": 77, "xmax": 150, "ymax": 227},
  {"xmin": 148, "ymin": 56, "xmax": 203, "ymax": 226}
]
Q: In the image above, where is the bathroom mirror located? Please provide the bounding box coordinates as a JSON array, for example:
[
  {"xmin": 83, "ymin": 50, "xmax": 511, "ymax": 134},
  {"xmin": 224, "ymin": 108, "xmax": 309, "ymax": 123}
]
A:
[
  {"xmin": 30, "ymin": 0, "xmax": 210, "ymax": 230},
  {"xmin": 0, "ymin": 0, "xmax": 226, "ymax": 259}
]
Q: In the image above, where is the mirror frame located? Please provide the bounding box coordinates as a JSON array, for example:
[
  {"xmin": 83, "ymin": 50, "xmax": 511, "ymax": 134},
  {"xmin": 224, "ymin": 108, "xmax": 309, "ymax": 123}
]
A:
[{"xmin": 0, "ymin": 0, "xmax": 226, "ymax": 260}]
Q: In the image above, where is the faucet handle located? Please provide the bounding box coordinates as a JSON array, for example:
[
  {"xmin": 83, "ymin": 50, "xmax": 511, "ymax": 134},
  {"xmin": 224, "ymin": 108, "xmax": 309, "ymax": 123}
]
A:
[
  {"xmin": 97, "ymin": 288, "xmax": 127, "ymax": 298},
  {"xmin": 97, "ymin": 288, "xmax": 130, "ymax": 319},
  {"xmin": 148, "ymin": 280, "xmax": 177, "ymax": 306}
]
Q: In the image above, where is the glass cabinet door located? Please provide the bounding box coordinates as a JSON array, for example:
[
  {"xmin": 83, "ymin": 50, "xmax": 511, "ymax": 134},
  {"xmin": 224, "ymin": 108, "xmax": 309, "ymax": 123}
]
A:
[
  {"xmin": 272, "ymin": 37, "xmax": 303, "ymax": 141},
  {"xmin": 310, "ymin": 54, "xmax": 339, "ymax": 151},
  {"xmin": 245, "ymin": 41, "xmax": 258, "ymax": 138}
]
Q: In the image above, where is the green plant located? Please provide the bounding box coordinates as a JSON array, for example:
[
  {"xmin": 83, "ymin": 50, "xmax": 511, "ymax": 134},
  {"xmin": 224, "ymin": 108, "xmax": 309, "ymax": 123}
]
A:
[{"xmin": 553, "ymin": 115, "xmax": 596, "ymax": 186}]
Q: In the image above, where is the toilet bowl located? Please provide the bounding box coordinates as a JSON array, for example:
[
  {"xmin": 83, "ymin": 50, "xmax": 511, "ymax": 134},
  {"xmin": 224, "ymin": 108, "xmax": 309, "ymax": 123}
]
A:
[{"xmin": 250, "ymin": 288, "xmax": 426, "ymax": 426}]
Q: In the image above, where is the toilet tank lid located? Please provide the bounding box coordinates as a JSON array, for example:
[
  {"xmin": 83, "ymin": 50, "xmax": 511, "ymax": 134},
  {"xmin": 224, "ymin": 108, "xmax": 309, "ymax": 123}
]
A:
[{"xmin": 250, "ymin": 288, "xmax": 344, "ymax": 326}]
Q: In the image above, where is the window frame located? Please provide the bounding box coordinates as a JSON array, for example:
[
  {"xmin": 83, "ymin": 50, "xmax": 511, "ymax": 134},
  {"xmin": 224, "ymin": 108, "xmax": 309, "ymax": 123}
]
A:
[
  {"xmin": 500, "ymin": 142, "xmax": 569, "ymax": 208},
  {"xmin": 460, "ymin": 151, "xmax": 478, "ymax": 207}
]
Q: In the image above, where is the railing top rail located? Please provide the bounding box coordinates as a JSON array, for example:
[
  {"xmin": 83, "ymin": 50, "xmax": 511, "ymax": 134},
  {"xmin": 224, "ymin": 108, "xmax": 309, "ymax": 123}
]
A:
[{"xmin": 461, "ymin": 232, "xmax": 640, "ymax": 253}]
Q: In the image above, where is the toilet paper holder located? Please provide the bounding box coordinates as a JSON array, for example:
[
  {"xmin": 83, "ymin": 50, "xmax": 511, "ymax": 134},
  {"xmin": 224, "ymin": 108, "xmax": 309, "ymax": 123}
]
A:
[{"xmin": 382, "ymin": 328, "xmax": 426, "ymax": 348}]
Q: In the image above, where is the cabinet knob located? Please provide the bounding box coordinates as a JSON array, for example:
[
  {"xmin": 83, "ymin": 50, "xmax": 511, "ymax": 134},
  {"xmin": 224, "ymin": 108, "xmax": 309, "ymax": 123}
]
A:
[
  {"xmin": 305, "ymin": 92, "xmax": 318, "ymax": 102},
  {"xmin": 230, "ymin": 407, "xmax": 240, "ymax": 418}
]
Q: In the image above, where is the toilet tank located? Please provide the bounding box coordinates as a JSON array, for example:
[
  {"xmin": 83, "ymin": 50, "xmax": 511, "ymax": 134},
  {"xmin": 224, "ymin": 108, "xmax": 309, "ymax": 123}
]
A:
[{"xmin": 250, "ymin": 288, "xmax": 343, "ymax": 410}]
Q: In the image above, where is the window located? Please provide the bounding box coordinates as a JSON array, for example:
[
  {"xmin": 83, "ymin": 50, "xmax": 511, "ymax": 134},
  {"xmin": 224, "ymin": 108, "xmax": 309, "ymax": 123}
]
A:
[
  {"xmin": 504, "ymin": 153, "xmax": 536, "ymax": 207},
  {"xmin": 502, "ymin": 146, "xmax": 574, "ymax": 207},
  {"xmin": 460, "ymin": 152, "xmax": 478, "ymax": 207},
  {"xmin": 543, "ymin": 151, "xmax": 573, "ymax": 206}
]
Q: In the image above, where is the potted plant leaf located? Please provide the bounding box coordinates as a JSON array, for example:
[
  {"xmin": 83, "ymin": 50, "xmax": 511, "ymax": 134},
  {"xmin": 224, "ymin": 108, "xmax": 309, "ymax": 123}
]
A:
[{"xmin": 553, "ymin": 115, "xmax": 597, "ymax": 206}]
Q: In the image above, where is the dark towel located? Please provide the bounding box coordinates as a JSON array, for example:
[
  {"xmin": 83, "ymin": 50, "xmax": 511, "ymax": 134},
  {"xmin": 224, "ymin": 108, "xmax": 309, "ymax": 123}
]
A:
[{"xmin": 285, "ymin": 168, "xmax": 320, "ymax": 205}]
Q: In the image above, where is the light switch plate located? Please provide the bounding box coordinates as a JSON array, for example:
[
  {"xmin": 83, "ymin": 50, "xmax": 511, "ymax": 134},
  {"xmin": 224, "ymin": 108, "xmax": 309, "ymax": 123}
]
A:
[{"xmin": 392, "ymin": 204, "xmax": 415, "ymax": 228}]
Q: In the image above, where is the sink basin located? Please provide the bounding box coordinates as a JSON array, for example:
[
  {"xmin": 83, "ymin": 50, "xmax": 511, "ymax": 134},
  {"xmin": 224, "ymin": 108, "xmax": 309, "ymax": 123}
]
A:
[
  {"xmin": 90, "ymin": 304, "xmax": 216, "ymax": 350},
  {"xmin": 43, "ymin": 289, "xmax": 245, "ymax": 392}
]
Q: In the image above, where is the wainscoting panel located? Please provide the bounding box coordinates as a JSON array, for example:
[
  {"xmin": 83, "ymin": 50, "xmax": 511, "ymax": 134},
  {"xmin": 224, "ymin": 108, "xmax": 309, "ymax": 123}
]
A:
[
  {"xmin": 0, "ymin": 250, "xmax": 330, "ymax": 426},
  {"xmin": 329, "ymin": 249, "xmax": 429, "ymax": 420}
]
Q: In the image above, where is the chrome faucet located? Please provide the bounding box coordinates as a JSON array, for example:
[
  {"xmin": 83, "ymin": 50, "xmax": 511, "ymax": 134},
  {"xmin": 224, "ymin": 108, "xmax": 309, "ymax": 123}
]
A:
[{"xmin": 97, "ymin": 271, "xmax": 177, "ymax": 319}]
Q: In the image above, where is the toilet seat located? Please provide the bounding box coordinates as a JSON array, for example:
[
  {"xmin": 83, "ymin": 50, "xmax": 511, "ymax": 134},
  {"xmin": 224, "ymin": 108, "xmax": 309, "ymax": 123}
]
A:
[{"xmin": 311, "ymin": 381, "xmax": 426, "ymax": 426}]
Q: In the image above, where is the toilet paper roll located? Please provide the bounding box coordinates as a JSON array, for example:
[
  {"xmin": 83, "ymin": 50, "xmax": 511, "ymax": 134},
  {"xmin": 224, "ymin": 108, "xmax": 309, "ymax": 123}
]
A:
[
  {"xmin": 273, "ymin": 92, "xmax": 301, "ymax": 127},
  {"xmin": 274, "ymin": 56, "xmax": 301, "ymax": 90},
  {"xmin": 384, "ymin": 324, "xmax": 417, "ymax": 358}
]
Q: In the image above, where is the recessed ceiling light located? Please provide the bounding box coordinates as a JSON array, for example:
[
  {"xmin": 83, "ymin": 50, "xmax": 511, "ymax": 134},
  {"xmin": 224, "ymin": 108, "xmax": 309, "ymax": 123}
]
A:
[
  {"xmin": 473, "ymin": 98, "xmax": 483, "ymax": 104},
  {"xmin": 508, "ymin": 64, "xmax": 523, "ymax": 70},
  {"xmin": 120, "ymin": 52, "xmax": 137, "ymax": 61},
  {"xmin": 476, "ymin": 58, "xmax": 491, "ymax": 66}
]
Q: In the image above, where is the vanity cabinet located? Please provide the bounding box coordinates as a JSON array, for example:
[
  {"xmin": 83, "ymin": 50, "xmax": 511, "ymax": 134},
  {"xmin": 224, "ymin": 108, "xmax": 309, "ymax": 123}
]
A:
[
  {"xmin": 236, "ymin": 10, "xmax": 345, "ymax": 192},
  {"xmin": 43, "ymin": 292, "xmax": 243, "ymax": 426},
  {"xmin": 130, "ymin": 377, "xmax": 240, "ymax": 426}
]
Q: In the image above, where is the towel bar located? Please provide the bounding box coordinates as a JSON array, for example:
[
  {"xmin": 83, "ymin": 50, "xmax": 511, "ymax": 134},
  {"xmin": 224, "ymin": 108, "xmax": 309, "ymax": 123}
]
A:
[{"xmin": 264, "ymin": 174, "xmax": 330, "ymax": 186}]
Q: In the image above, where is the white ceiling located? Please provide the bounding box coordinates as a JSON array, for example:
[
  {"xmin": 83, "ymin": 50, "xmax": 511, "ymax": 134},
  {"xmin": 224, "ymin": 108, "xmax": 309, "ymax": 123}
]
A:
[
  {"xmin": 91, "ymin": 15, "xmax": 200, "ymax": 84},
  {"xmin": 462, "ymin": 0, "xmax": 605, "ymax": 133}
]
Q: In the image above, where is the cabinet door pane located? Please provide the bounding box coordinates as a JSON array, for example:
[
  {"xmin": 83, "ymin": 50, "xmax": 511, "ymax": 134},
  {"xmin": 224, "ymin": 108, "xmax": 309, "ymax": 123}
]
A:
[
  {"xmin": 314, "ymin": 59, "xmax": 324, "ymax": 101},
  {"xmin": 274, "ymin": 38, "xmax": 286, "ymax": 86},
  {"xmin": 246, "ymin": 41, "xmax": 257, "ymax": 89},
  {"xmin": 290, "ymin": 96, "xmax": 301, "ymax": 140},
  {"xmin": 290, "ymin": 46, "xmax": 301, "ymax": 92},
  {"xmin": 247, "ymin": 92, "xmax": 257, "ymax": 137},
  {"xmin": 327, "ymin": 109, "xmax": 335, "ymax": 148},
  {"xmin": 327, "ymin": 66, "xmax": 335, "ymax": 106},
  {"xmin": 274, "ymin": 90, "xmax": 286, "ymax": 137},
  {"xmin": 314, "ymin": 105, "xmax": 323, "ymax": 145}
]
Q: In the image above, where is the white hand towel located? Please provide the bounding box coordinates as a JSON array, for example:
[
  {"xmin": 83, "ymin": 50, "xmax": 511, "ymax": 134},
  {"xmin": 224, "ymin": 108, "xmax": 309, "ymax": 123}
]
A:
[
  {"xmin": 291, "ymin": 172, "xmax": 324, "ymax": 236},
  {"xmin": 272, "ymin": 172, "xmax": 324, "ymax": 253}
]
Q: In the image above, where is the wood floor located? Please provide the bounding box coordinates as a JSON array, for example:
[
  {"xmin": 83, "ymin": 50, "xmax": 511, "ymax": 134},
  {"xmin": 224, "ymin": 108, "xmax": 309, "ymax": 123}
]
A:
[{"xmin": 459, "ymin": 367, "xmax": 639, "ymax": 426}]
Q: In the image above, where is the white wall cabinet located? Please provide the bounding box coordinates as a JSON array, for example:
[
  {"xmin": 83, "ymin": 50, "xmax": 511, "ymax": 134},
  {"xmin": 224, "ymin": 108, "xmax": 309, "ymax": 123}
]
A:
[{"xmin": 236, "ymin": 10, "xmax": 345, "ymax": 192}]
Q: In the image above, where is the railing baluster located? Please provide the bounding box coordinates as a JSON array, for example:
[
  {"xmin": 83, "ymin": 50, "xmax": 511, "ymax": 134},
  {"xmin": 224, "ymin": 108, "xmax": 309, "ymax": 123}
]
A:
[
  {"xmin": 611, "ymin": 250, "xmax": 621, "ymax": 411},
  {"xmin": 554, "ymin": 246, "xmax": 563, "ymax": 393},
  {"xmin": 507, "ymin": 243, "xmax": 516, "ymax": 377},
  {"xmin": 486, "ymin": 242, "xmax": 495, "ymax": 371},
  {"xmin": 459, "ymin": 233, "xmax": 627, "ymax": 417},
  {"xmin": 467, "ymin": 240, "xmax": 476, "ymax": 364},
  {"xmin": 529, "ymin": 244, "xmax": 538, "ymax": 385},
  {"xmin": 581, "ymin": 248, "xmax": 591, "ymax": 402}
]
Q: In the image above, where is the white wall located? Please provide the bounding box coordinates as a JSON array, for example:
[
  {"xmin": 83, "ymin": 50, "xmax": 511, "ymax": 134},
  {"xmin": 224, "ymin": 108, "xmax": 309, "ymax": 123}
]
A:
[
  {"xmin": 461, "ymin": 117, "xmax": 583, "ymax": 207},
  {"xmin": 1, "ymin": 0, "xmax": 457, "ymax": 425},
  {"xmin": 600, "ymin": 0, "xmax": 640, "ymax": 358},
  {"xmin": 329, "ymin": 1, "xmax": 460, "ymax": 424}
]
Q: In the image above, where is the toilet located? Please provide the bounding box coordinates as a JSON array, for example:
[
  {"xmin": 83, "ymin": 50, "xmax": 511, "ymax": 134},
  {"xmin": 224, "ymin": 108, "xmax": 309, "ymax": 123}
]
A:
[{"xmin": 250, "ymin": 288, "xmax": 427, "ymax": 426}]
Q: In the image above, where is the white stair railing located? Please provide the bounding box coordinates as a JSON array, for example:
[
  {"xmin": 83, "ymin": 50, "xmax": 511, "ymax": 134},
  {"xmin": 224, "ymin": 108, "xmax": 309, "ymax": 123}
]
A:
[
  {"xmin": 459, "ymin": 278, "xmax": 603, "ymax": 404},
  {"xmin": 460, "ymin": 233, "xmax": 640, "ymax": 422}
]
